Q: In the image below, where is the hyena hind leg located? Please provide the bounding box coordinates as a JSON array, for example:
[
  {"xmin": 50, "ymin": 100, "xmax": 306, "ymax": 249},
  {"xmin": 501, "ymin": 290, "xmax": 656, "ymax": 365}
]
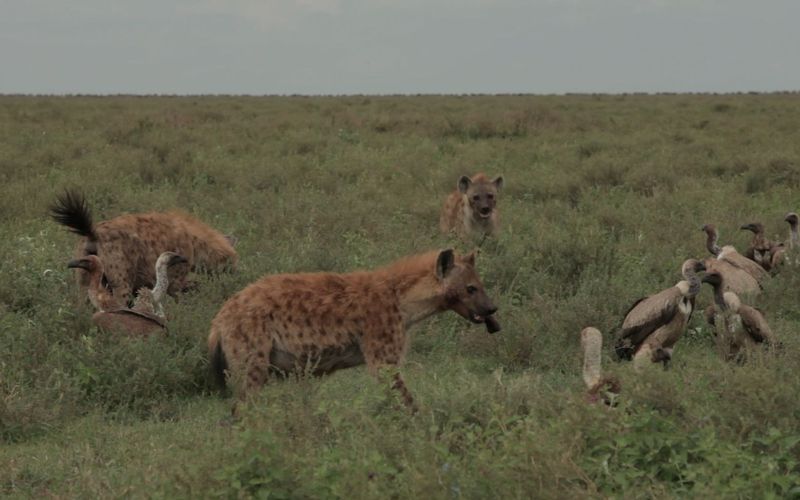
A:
[{"xmin": 226, "ymin": 340, "xmax": 273, "ymax": 418}]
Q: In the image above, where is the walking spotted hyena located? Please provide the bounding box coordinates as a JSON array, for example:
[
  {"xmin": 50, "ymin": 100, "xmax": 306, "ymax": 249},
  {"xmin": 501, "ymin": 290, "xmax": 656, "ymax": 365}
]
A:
[
  {"xmin": 439, "ymin": 173, "xmax": 504, "ymax": 240},
  {"xmin": 208, "ymin": 249, "xmax": 500, "ymax": 412},
  {"xmin": 50, "ymin": 190, "xmax": 238, "ymax": 305}
]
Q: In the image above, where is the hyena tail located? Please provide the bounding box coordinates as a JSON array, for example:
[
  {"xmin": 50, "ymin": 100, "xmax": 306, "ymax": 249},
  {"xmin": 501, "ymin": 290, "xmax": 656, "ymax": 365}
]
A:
[
  {"xmin": 209, "ymin": 336, "xmax": 228, "ymax": 389},
  {"xmin": 49, "ymin": 190, "xmax": 98, "ymax": 242}
]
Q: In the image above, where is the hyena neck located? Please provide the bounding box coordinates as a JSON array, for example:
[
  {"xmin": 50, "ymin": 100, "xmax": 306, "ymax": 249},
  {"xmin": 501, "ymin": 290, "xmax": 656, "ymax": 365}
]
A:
[
  {"xmin": 394, "ymin": 274, "xmax": 444, "ymax": 328},
  {"xmin": 381, "ymin": 253, "xmax": 446, "ymax": 328}
]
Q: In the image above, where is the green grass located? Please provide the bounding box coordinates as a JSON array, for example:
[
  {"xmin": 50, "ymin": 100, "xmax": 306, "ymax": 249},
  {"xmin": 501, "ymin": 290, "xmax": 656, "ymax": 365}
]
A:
[{"xmin": 2, "ymin": 93, "xmax": 800, "ymax": 498}]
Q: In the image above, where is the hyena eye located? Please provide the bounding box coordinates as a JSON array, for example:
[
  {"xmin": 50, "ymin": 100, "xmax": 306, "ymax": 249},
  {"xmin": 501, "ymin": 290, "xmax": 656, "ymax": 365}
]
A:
[
  {"xmin": 487, "ymin": 193, "xmax": 494, "ymax": 200},
  {"xmin": 472, "ymin": 195, "xmax": 480, "ymax": 201},
  {"xmin": 466, "ymin": 285, "xmax": 477, "ymax": 295}
]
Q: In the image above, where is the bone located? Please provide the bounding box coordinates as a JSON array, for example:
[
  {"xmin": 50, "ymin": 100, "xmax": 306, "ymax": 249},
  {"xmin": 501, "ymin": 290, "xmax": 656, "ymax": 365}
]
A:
[{"xmin": 485, "ymin": 315, "xmax": 501, "ymax": 334}]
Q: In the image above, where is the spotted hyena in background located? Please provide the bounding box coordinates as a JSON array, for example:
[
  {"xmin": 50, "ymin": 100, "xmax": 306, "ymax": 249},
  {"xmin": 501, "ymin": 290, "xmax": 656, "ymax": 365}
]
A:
[
  {"xmin": 439, "ymin": 173, "xmax": 504, "ymax": 240},
  {"xmin": 50, "ymin": 190, "xmax": 238, "ymax": 305},
  {"xmin": 208, "ymin": 249, "xmax": 500, "ymax": 412}
]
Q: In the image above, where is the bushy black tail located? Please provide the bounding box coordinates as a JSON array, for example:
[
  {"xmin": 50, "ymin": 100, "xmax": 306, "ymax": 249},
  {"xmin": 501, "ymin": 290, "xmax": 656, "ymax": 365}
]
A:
[
  {"xmin": 49, "ymin": 190, "xmax": 97, "ymax": 241},
  {"xmin": 210, "ymin": 339, "xmax": 228, "ymax": 389}
]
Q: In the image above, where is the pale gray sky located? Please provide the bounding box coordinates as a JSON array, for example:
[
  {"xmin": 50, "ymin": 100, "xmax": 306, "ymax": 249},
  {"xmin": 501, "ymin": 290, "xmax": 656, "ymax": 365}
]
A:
[{"xmin": 1, "ymin": 0, "xmax": 798, "ymax": 94}]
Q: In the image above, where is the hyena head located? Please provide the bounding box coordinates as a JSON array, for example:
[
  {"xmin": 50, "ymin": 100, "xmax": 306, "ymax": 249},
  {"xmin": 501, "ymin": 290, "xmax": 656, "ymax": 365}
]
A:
[
  {"xmin": 435, "ymin": 249, "xmax": 499, "ymax": 332},
  {"xmin": 458, "ymin": 174, "xmax": 503, "ymax": 220}
]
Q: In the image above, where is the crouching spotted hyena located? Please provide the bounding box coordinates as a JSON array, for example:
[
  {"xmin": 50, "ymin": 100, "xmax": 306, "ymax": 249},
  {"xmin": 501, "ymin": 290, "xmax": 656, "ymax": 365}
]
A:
[
  {"xmin": 208, "ymin": 249, "xmax": 500, "ymax": 413},
  {"xmin": 50, "ymin": 190, "xmax": 238, "ymax": 305},
  {"xmin": 439, "ymin": 173, "xmax": 504, "ymax": 240}
]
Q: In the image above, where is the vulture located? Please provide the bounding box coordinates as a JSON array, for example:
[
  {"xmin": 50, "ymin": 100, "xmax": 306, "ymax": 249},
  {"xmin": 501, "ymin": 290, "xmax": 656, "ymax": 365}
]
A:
[
  {"xmin": 741, "ymin": 222, "xmax": 777, "ymax": 271},
  {"xmin": 581, "ymin": 327, "xmax": 620, "ymax": 405},
  {"xmin": 67, "ymin": 255, "xmax": 170, "ymax": 336},
  {"xmin": 701, "ymin": 270, "xmax": 780, "ymax": 361},
  {"xmin": 785, "ymin": 212, "xmax": 800, "ymax": 249},
  {"xmin": 615, "ymin": 259, "xmax": 706, "ymax": 369},
  {"xmin": 67, "ymin": 255, "xmax": 122, "ymax": 312},
  {"xmin": 701, "ymin": 224, "xmax": 765, "ymax": 295},
  {"xmin": 131, "ymin": 251, "xmax": 188, "ymax": 319},
  {"xmin": 767, "ymin": 212, "xmax": 799, "ymax": 269}
]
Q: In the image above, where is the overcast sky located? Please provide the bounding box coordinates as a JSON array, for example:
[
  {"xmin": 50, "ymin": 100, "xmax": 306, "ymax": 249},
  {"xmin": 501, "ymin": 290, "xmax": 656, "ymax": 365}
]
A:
[{"xmin": 1, "ymin": 0, "xmax": 798, "ymax": 95}]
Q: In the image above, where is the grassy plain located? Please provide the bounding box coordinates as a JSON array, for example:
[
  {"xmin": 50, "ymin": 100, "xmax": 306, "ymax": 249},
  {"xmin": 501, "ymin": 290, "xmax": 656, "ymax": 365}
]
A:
[{"xmin": 1, "ymin": 93, "xmax": 800, "ymax": 498}]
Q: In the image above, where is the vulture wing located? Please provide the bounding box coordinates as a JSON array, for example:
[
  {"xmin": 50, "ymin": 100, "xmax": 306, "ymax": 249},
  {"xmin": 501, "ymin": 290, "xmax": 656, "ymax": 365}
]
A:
[
  {"xmin": 615, "ymin": 287, "xmax": 681, "ymax": 359},
  {"xmin": 719, "ymin": 246, "xmax": 769, "ymax": 283},
  {"xmin": 738, "ymin": 305, "xmax": 778, "ymax": 345},
  {"xmin": 92, "ymin": 308, "xmax": 165, "ymax": 336},
  {"xmin": 705, "ymin": 258, "xmax": 761, "ymax": 296}
]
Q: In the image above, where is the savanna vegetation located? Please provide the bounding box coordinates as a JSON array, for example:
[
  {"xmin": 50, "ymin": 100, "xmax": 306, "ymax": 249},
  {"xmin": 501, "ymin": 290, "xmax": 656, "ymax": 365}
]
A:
[{"xmin": 1, "ymin": 93, "xmax": 800, "ymax": 498}]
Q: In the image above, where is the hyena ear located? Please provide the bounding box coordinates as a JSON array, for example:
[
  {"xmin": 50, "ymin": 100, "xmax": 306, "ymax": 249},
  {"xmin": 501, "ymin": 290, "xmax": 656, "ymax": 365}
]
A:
[
  {"xmin": 493, "ymin": 176, "xmax": 504, "ymax": 190},
  {"xmin": 464, "ymin": 250, "xmax": 477, "ymax": 267},
  {"xmin": 458, "ymin": 176, "xmax": 472, "ymax": 194},
  {"xmin": 436, "ymin": 249, "xmax": 456, "ymax": 280}
]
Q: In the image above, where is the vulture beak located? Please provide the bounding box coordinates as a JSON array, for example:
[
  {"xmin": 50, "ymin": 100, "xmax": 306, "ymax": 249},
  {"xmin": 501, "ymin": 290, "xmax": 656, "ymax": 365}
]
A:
[
  {"xmin": 67, "ymin": 258, "xmax": 91, "ymax": 271},
  {"xmin": 169, "ymin": 255, "xmax": 189, "ymax": 266}
]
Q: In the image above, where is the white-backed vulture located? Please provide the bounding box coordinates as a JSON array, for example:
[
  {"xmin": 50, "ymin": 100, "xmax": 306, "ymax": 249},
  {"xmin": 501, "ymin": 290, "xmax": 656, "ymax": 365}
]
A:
[
  {"xmin": 785, "ymin": 212, "xmax": 799, "ymax": 249},
  {"xmin": 131, "ymin": 252, "xmax": 188, "ymax": 319},
  {"xmin": 615, "ymin": 259, "xmax": 706, "ymax": 369},
  {"xmin": 67, "ymin": 255, "xmax": 123, "ymax": 312},
  {"xmin": 701, "ymin": 224, "xmax": 766, "ymax": 295},
  {"xmin": 67, "ymin": 255, "xmax": 166, "ymax": 337},
  {"xmin": 741, "ymin": 222, "xmax": 777, "ymax": 271},
  {"xmin": 581, "ymin": 327, "xmax": 620, "ymax": 405},
  {"xmin": 768, "ymin": 212, "xmax": 799, "ymax": 269},
  {"xmin": 701, "ymin": 271, "xmax": 780, "ymax": 362}
]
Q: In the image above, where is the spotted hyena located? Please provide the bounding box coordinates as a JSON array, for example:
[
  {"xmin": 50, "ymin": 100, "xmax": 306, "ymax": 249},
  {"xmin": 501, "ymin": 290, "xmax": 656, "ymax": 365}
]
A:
[
  {"xmin": 50, "ymin": 190, "xmax": 238, "ymax": 305},
  {"xmin": 208, "ymin": 249, "xmax": 500, "ymax": 412},
  {"xmin": 440, "ymin": 173, "xmax": 504, "ymax": 240}
]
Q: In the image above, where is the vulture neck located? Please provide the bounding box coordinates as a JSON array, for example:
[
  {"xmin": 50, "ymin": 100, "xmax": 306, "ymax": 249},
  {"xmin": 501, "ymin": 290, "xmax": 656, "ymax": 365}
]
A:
[
  {"xmin": 790, "ymin": 224, "xmax": 799, "ymax": 248},
  {"xmin": 681, "ymin": 268, "xmax": 702, "ymax": 296},
  {"xmin": 151, "ymin": 261, "xmax": 171, "ymax": 305},
  {"xmin": 711, "ymin": 284, "xmax": 727, "ymax": 310},
  {"xmin": 581, "ymin": 333, "xmax": 602, "ymax": 389},
  {"xmin": 706, "ymin": 231, "xmax": 721, "ymax": 256}
]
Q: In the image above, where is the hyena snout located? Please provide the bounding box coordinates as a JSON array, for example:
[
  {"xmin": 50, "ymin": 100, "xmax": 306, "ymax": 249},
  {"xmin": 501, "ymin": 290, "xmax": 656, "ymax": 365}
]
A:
[{"xmin": 467, "ymin": 294, "xmax": 498, "ymax": 323}]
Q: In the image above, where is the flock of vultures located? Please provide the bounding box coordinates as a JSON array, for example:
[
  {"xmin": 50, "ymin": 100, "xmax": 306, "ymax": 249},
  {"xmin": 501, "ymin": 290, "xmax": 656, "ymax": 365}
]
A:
[{"xmin": 47, "ymin": 172, "xmax": 798, "ymax": 412}]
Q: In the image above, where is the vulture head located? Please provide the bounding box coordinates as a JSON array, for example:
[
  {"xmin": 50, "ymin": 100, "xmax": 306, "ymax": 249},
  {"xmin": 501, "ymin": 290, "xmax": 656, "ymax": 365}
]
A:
[
  {"xmin": 680, "ymin": 258, "xmax": 706, "ymax": 295},
  {"xmin": 740, "ymin": 222, "xmax": 765, "ymax": 235},
  {"xmin": 67, "ymin": 254, "xmax": 104, "ymax": 278},
  {"xmin": 785, "ymin": 212, "xmax": 799, "ymax": 229},
  {"xmin": 156, "ymin": 251, "xmax": 189, "ymax": 270}
]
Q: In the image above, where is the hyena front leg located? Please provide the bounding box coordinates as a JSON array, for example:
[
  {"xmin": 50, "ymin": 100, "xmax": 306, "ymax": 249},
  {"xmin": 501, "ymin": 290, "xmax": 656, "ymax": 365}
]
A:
[{"xmin": 363, "ymin": 327, "xmax": 417, "ymax": 413}]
